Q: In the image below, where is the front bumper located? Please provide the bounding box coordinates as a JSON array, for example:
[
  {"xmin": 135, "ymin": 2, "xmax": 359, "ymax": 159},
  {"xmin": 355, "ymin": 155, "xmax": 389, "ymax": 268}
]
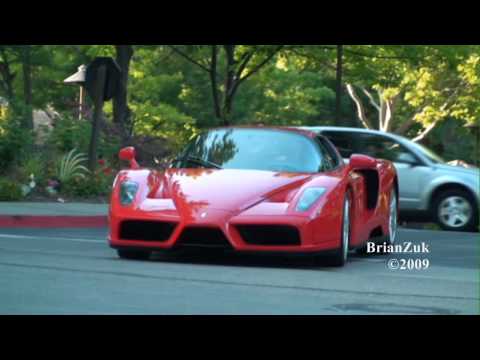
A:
[{"xmin": 108, "ymin": 205, "xmax": 341, "ymax": 254}]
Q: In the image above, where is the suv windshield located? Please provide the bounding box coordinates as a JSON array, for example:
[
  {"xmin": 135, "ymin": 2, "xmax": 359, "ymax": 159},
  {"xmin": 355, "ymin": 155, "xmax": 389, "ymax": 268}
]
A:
[
  {"xmin": 410, "ymin": 142, "xmax": 445, "ymax": 164},
  {"xmin": 174, "ymin": 128, "xmax": 325, "ymax": 173}
]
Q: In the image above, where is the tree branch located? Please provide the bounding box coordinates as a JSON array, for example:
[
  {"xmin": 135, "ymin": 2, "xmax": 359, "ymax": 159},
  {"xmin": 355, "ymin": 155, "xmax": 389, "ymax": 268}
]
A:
[
  {"xmin": 346, "ymin": 83, "xmax": 373, "ymax": 129},
  {"xmin": 412, "ymin": 122, "xmax": 438, "ymax": 142},
  {"xmin": 238, "ymin": 45, "xmax": 284, "ymax": 84},
  {"xmin": 361, "ymin": 87, "xmax": 381, "ymax": 111},
  {"xmin": 167, "ymin": 45, "xmax": 211, "ymax": 73}
]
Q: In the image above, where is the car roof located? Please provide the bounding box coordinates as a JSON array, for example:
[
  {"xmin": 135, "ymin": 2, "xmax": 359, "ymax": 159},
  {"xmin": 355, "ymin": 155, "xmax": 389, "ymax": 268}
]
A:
[
  {"xmin": 211, "ymin": 125, "xmax": 318, "ymax": 139},
  {"xmin": 300, "ymin": 126, "xmax": 414, "ymax": 143}
]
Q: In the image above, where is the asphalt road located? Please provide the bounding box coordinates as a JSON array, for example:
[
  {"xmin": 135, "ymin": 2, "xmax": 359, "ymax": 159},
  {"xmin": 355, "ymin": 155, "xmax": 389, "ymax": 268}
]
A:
[{"xmin": 0, "ymin": 227, "xmax": 478, "ymax": 315}]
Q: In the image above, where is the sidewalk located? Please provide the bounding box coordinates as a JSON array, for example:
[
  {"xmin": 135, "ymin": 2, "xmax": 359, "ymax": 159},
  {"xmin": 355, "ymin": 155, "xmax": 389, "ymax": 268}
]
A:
[{"xmin": 0, "ymin": 202, "xmax": 108, "ymax": 228}]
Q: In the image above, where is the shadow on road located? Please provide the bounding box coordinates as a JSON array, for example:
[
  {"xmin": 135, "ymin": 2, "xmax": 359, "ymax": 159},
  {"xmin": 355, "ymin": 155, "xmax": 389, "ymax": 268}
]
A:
[{"xmin": 145, "ymin": 248, "xmax": 389, "ymax": 271}]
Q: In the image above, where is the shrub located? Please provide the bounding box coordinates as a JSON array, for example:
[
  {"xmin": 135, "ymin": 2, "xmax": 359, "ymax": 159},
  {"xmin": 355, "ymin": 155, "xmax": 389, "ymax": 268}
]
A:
[
  {"xmin": 61, "ymin": 174, "xmax": 114, "ymax": 198},
  {"xmin": 56, "ymin": 149, "xmax": 89, "ymax": 183},
  {"xmin": 47, "ymin": 115, "xmax": 121, "ymax": 164},
  {"xmin": 60, "ymin": 158, "xmax": 115, "ymax": 198},
  {"xmin": 16, "ymin": 155, "xmax": 48, "ymax": 186},
  {"xmin": 48, "ymin": 116, "xmax": 91, "ymax": 154},
  {"xmin": 0, "ymin": 178, "xmax": 23, "ymax": 201},
  {"xmin": 0, "ymin": 106, "xmax": 34, "ymax": 174}
]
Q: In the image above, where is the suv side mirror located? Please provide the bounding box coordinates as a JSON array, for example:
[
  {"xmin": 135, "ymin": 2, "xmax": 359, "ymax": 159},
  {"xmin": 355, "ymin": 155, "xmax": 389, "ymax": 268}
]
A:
[
  {"xmin": 119, "ymin": 147, "xmax": 140, "ymax": 170},
  {"xmin": 396, "ymin": 152, "xmax": 420, "ymax": 167},
  {"xmin": 349, "ymin": 154, "xmax": 377, "ymax": 170}
]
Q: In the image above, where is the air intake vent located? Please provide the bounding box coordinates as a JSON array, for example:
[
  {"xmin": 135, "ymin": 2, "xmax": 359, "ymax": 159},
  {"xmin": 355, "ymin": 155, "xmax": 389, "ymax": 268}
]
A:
[
  {"xmin": 236, "ymin": 225, "xmax": 301, "ymax": 246},
  {"xmin": 120, "ymin": 221, "xmax": 176, "ymax": 242},
  {"xmin": 176, "ymin": 227, "xmax": 233, "ymax": 249}
]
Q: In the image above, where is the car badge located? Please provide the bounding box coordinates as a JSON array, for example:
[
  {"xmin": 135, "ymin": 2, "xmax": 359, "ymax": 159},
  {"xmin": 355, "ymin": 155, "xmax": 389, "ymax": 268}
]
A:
[{"xmin": 200, "ymin": 212, "xmax": 208, "ymax": 219}]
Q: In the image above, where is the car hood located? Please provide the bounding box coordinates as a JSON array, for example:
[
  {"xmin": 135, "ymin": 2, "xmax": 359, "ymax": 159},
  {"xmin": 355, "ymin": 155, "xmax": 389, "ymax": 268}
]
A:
[
  {"xmin": 155, "ymin": 168, "xmax": 314, "ymax": 213},
  {"xmin": 433, "ymin": 163, "xmax": 480, "ymax": 177}
]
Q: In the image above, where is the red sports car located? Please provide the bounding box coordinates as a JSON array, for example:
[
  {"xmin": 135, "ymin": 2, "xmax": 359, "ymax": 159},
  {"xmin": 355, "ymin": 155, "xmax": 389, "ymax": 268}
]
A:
[{"xmin": 108, "ymin": 127, "xmax": 398, "ymax": 266}]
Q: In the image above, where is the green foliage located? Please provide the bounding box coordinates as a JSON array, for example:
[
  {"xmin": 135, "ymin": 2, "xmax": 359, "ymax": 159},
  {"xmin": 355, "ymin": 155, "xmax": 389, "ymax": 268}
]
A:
[
  {"xmin": 61, "ymin": 175, "xmax": 113, "ymax": 198},
  {"xmin": 237, "ymin": 65, "xmax": 336, "ymax": 126},
  {"xmin": 47, "ymin": 115, "xmax": 121, "ymax": 161},
  {"xmin": 16, "ymin": 155, "xmax": 46, "ymax": 185},
  {"xmin": 0, "ymin": 178, "xmax": 23, "ymax": 201},
  {"xmin": 1, "ymin": 44, "xmax": 478, "ymax": 201},
  {"xmin": 132, "ymin": 102, "xmax": 197, "ymax": 150},
  {"xmin": 56, "ymin": 149, "xmax": 89, "ymax": 183},
  {"xmin": 0, "ymin": 104, "xmax": 34, "ymax": 173},
  {"xmin": 47, "ymin": 116, "xmax": 91, "ymax": 153}
]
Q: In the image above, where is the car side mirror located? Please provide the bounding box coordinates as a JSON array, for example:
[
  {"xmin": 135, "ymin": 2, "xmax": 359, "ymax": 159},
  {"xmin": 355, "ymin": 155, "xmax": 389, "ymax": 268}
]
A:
[
  {"xmin": 349, "ymin": 154, "xmax": 377, "ymax": 170},
  {"xmin": 396, "ymin": 152, "xmax": 420, "ymax": 167},
  {"xmin": 119, "ymin": 146, "xmax": 140, "ymax": 170}
]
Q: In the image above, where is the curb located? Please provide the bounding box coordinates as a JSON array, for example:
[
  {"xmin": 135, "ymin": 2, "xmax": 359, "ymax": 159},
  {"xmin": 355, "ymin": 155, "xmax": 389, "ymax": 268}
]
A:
[{"xmin": 0, "ymin": 215, "xmax": 108, "ymax": 228}]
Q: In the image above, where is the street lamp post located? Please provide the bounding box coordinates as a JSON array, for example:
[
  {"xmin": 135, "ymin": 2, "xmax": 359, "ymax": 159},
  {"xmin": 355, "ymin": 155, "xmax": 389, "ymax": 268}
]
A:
[{"xmin": 63, "ymin": 64, "xmax": 87, "ymax": 120}]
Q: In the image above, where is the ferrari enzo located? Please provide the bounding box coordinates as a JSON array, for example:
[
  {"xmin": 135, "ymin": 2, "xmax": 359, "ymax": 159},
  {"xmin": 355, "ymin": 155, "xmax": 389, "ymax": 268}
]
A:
[{"xmin": 108, "ymin": 127, "xmax": 398, "ymax": 266}]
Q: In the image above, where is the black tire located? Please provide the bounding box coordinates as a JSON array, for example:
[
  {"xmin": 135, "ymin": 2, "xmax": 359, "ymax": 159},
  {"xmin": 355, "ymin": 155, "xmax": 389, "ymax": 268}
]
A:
[
  {"xmin": 117, "ymin": 249, "xmax": 151, "ymax": 260},
  {"xmin": 355, "ymin": 188, "xmax": 398, "ymax": 255},
  {"xmin": 432, "ymin": 189, "xmax": 479, "ymax": 232},
  {"xmin": 326, "ymin": 191, "xmax": 352, "ymax": 267}
]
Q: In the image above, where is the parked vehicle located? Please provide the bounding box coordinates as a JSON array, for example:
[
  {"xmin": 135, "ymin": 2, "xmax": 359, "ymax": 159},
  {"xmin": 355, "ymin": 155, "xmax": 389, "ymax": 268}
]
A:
[
  {"xmin": 302, "ymin": 126, "xmax": 479, "ymax": 232},
  {"xmin": 109, "ymin": 127, "xmax": 398, "ymax": 266}
]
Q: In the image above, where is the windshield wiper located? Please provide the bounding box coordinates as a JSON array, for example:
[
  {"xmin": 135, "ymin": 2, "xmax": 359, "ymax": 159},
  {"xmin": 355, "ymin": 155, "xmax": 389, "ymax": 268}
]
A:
[{"xmin": 182, "ymin": 156, "xmax": 223, "ymax": 169}]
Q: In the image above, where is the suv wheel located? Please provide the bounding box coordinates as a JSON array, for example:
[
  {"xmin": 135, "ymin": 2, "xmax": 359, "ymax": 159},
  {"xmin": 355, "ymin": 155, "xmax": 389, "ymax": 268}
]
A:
[{"xmin": 432, "ymin": 189, "xmax": 478, "ymax": 232}]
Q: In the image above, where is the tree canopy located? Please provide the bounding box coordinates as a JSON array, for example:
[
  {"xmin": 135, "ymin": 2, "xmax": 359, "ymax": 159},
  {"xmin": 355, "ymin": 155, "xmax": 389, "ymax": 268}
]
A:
[{"xmin": 1, "ymin": 45, "xmax": 478, "ymax": 163}]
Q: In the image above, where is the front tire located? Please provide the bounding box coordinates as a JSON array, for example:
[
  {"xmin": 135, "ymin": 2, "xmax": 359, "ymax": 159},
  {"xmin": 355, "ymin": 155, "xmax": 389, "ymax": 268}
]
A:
[
  {"xmin": 385, "ymin": 188, "xmax": 398, "ymax": 245},
  {"xmin": 117, "ymin": 249, "xmax": 151, "ymax": 261},
  {"xmin": 327, "ymin": 191, "xmax": 351, "ymax": 267},
  {"xmin": 432, "ymin": 189, "xmax": 478, "ymax": 232},
  {"xmin": 356, "ymin": 187, "xmax": 397, "ymax": 255}
]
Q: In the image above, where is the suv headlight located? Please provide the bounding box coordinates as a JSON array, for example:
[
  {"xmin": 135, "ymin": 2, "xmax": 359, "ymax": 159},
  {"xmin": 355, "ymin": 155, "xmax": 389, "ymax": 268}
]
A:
[
  {"xmin": 296, "ymin": 187, "xmax": 327, "ymax": 212},
  {"xmin": 120, "ymin": 181, "xmax": 139, "ymax": 206}
]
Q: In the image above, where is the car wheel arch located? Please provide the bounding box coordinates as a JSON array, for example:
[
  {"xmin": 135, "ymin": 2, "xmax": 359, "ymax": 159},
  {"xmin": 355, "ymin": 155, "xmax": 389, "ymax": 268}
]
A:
[{"xmin": 428, "ymin": 182, "xmax": 478, "ymax": 212}]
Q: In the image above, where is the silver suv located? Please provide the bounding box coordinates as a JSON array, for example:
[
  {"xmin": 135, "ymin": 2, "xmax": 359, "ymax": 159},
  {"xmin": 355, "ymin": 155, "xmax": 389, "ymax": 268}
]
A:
[{"xmin": 303, "ymin": 126, "xmax": 479, "ymax": 232}]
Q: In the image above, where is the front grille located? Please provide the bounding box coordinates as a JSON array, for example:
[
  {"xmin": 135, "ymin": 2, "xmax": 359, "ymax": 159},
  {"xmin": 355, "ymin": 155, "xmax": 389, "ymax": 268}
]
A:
[
  {"xmin": 236, "ymin": 225, "xmax": 301, "ymax": 246},
  {"xmin": 176, "ymin": 227, "xmax": 233, "ymax": 249},
  {"xmin": 119, "ymin": 220, "xmax": 176, "ymax": 242}
]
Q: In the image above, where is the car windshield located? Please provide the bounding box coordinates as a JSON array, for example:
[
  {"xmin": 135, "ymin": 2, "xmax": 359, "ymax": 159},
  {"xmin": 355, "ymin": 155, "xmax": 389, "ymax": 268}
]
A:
[
  {"xmin": 175, "ymin": 128, "xmax": 324, "ymax": 173},
  {"xmin": 410, "ymin": 142, "xmax": 445, "ymax": 164}
]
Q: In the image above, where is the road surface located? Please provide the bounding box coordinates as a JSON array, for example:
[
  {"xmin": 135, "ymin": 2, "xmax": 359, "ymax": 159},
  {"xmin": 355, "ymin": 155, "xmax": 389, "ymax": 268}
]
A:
[{"xmin": 0, "ymin": 227, "xmax": 478, "ymax": 314}]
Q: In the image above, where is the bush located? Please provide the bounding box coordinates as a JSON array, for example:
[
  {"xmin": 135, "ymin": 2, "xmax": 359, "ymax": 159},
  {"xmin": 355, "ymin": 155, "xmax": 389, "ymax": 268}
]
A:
[
  {"xmin": 0, "ymin": 105, "xmax": 34, "ymax": 174},
  {"xmin": 61, "ymin": 174, "xmax": 114, "ymax": 198},
  {"xmin": 47, "ymin": 115, "xmax": 122, "ymax": 166},
  {"xmin": 15, "ymin": 155, "xmax": 48, "ymax": 187},
  {"xmin": 47, "ymin": 116, "xmax": 91, "ymax": 154},
  {"xmin": 0, "ymin": 178, "xmax": 23, "ymax": 201}
]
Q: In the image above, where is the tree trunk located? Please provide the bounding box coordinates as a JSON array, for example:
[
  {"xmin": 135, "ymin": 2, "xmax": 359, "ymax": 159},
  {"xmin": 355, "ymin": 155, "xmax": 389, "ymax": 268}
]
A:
[
  {"xmin": 113, "ymin": 45, "xmax": 134, "ymax": 145},
  {"xmin": 335, "ymin": 45, "xmax": 343, "ymax": 125},
  {"xmin": 22, "ymin": 46, "xmax": 33, "ymax": 130},
  {"xmin": 210, "ymin": 46, "xmax": 222, "ymax": 120},
  {"xmin": 222, "ymin": 45, "xmax": 236, "ymax": 126},
  {"xmin": 0, "ymin": 50, "xmax": 15, "ymax": 100},
  {"xmin": 88, "ymin": 65, "xmax": 107, "ymax": 172}
]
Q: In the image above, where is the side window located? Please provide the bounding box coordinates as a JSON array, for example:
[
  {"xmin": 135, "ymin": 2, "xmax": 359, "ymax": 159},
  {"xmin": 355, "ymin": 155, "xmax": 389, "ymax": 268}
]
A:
[
  {"xmin": 321, "ymin": 131, "xmax": 358, "ymax": 159},
  {"xmin": 356, "ymin": 134, "xmax": 416, "ymax": 163}
]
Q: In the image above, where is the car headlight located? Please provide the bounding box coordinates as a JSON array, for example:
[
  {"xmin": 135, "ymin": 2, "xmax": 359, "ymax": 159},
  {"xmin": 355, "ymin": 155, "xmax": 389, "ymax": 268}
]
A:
[
  {"xmin": 120, "ymin": 181, "xmax": 139, "ymax": 206},
  {"xmin": 296, "ymin": 187, "xmax": 327, "ymax": 212}
]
